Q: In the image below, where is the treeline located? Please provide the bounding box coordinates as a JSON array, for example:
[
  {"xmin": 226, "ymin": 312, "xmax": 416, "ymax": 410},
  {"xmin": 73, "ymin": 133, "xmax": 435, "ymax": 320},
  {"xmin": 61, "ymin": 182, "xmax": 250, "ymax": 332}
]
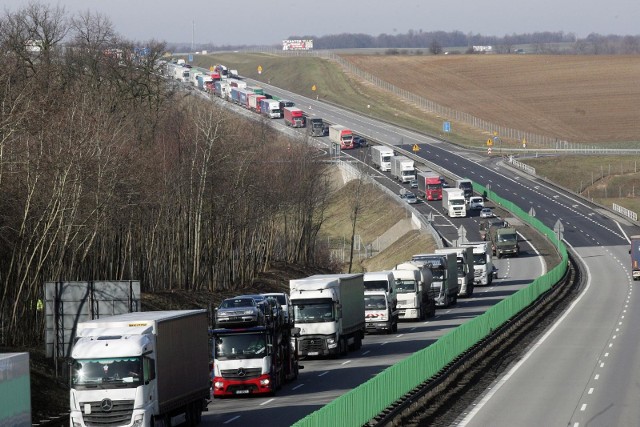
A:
[
  {"xmin": 0, "ymin": 4, "xmax": 333, "ymax": 346},
  {"xmin": 185, "ymin": 30, "xmax": 640, "ymax": 55}
]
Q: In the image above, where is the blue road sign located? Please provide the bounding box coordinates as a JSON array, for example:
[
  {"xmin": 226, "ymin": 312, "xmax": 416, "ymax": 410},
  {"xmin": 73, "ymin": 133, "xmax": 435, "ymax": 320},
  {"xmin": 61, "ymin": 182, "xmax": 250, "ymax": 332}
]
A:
[{"xmin": 443, "ymin": 121, "xmax": 451, "ymax": 132}]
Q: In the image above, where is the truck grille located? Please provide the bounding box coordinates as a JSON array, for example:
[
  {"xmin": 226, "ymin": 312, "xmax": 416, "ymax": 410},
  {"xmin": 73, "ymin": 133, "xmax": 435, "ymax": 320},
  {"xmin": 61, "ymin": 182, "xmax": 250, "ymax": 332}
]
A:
[
  {"xmin": 474, "ymin": 270, "xmax": 482, "ymax": 278},
  {"xmin": 299, "ymin": 338, "xmax": 326, "ymax": 353},
  {"xmin": 81, "ymin": 399, "xmax": 134, "ymax": 426},
  {"xmin": 220, "ymin": 368, "xmax": 262, "ymax": 380}
]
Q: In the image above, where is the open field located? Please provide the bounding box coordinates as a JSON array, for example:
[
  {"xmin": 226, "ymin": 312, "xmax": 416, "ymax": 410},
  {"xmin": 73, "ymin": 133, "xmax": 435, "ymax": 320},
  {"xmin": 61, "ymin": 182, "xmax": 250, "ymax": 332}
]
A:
[{"xmin": 191, "ymin": 52, "xmax": 640, "ymax": 217}]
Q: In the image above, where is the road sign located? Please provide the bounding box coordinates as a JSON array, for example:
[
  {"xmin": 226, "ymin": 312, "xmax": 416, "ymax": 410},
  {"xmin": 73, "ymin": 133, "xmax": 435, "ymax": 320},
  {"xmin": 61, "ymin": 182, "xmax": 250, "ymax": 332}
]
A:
[
  {"xmin": 311, "ymin": 84, "xmax": 316, "ymax": 91},
  {"xmin": 258, "ymin": 65, "xmax": 263, "ymax": 74},
  {"xmin": 209, "ymin": 66, "xmax": 214, "ymax": 72},
  {"xmin": 458, "ymin": 225, "xmax": 467, "ymax": 242},
  {"xmin": 522, "ymin": 137, "xmax": 527, "ymax": 148},
  {"xmin": 443, "ymin": 121, "xmax": 451, "ymax": 133},
  {"xmin": 488, "ymin": 147, "xmax": 492, "ymax": 155},
  {"xmin": 529, "ymin": 207, "xmax": 536, "ymax": 217},
  {"xmin": 412, "ymin": 144, "xmax": 420, "ymax": 152},
  {"xmin": 188, "ymin": 54, "xmax": 193, "ymax": 62},
  {"xmin": 553, "ymin": 220, "xmax": 564, "ymax": 234},
  {"xmin": 487, "ymin": 138, "xmax": 493, "ymax": 146}
]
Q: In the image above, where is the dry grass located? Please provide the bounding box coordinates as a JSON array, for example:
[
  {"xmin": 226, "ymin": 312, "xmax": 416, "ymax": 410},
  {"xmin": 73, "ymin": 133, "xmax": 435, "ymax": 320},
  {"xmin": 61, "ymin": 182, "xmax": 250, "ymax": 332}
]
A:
[
  {"xmin": 194, "ymin": 52, "xmax": 640, "ymax": 215},
  {"xmin": 342, "ymin": 55, "xmax": 640, "ymax": 145}
]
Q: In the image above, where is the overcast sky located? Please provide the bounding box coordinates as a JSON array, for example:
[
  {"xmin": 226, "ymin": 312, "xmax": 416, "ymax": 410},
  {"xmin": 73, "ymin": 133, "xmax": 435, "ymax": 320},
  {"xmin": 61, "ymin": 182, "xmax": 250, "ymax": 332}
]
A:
[{"xmin": 4, "ymin": 0, "xmax": 640, "ymax": 46}]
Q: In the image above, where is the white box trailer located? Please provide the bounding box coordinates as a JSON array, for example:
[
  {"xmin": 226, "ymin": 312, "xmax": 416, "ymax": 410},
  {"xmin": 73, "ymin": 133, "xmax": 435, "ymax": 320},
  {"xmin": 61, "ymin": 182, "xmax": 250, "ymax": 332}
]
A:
[
  {"xmin": 393, "ymin": 262, "xmax": 436, "ymax": 320},
  {"xmin": 290, "ymin": 274, "xmax": 365, "ymax": 357},
  {"xmin": 442, "ymin": 188, "xmax": 467, "ymax": 217},
  {"xmin": 371, "ymin": 145, "xmax": 394, "ymax": 171},
  {"xmin": 390, "ymin": 156, "xmax": 416, "ymax": 183},
  {"xmin": 69, "ymin": 310, "xmax": 210, "ymax": 427}
]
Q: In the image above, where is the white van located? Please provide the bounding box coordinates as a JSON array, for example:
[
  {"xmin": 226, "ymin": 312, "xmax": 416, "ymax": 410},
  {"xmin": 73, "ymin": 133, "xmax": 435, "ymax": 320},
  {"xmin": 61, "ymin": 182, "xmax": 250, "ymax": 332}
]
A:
[{"xmin": 469, "ymin": 196, "xmax": 484, "ymax": 210}]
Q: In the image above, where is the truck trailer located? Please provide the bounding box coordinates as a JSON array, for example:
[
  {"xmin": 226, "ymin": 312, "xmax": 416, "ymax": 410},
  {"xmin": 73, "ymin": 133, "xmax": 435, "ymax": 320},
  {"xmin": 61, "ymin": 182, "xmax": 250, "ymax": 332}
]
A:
[
  {"xmin": 329, "ymin": 125, "xmax": 354, "ymax": 149},
  {"xmin": 390, "ymin": 156, "xmax": 416, "ymax": 183},
  {"xmin": 435, "ymin": 247, "xmax": 475, "ymax": 297},
  {"xmin": 417, "ymin": 171, "xmax": 443, "ymax": 201},
  {"xmin": 455, "ymin": 178, "xmax": 474, "ymax": 203},
  {"xmin": 290, "ymin": 274, "xmax": 365, "ymax": 357},
  {"xmin": 284, "ymin": 107, "xmax": 305, "ymax": 127},
  {"xmin": 260, "ymin": 98, "xmax": 282, "ymax": 118},
  {"xmin": 210, "ymin": 297, "xmax": 300, "ymax": 397},
  {"xmin": 412, "ymin": 253, "xmax": 459, "ymax": 307},
  {"xmin": 69, "ymin": 310, "xmax": 210, "ymax": 427},
  {"xmin": 631, "ymin": 235, "xmax": 640, "ymax": 280},
  {"xmin": 442, "ymin": 188, "xmax": 467, "ymax": 217},
  {"xmin": 371, "ymin": 145, "xmax": 394, "ymax": 171}
]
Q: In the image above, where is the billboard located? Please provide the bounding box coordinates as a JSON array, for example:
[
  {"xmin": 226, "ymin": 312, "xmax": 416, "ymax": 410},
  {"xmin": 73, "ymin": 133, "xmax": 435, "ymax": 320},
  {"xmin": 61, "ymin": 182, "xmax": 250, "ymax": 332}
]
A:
[{"xmin": 282, "ymin": 39, "xmax": 313, "ymax": 51}]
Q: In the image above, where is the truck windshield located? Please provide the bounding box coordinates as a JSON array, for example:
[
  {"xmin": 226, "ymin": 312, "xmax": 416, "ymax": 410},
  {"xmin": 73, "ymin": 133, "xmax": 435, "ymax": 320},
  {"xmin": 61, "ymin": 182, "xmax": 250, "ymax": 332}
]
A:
[
  {"xmin": 472, "ymin": 254, "xmax": 486, "ymax": 265},
  {"xmin": 427, "ymin": 184, "xmax": 441, "ymax": 190},
  {"xmin": 364, "ymin": 295, "xmax": 387, "ymax": 310},
  {"xmin": 498, "ymin": 233, "xmax": 517, "ymax": 243},
  {"xmin": 382, "ymin": 155, "xmax": 391, "ymax": 162},
  {"xmin": 451, "ymin": 200, "xmax": 465, "ymax": 206},
  {"xmin": 429, "ymin": 268, "xmax": 445, "ymax": 281},
  {"xmin": 293, "ymin": 302, "xmax": 334, "ymax": 323},
  {"xmin": 395, "ymin": 279, "xmax": 417, "ymax": 293},
  {"xmin": 364, "ymin": 280, "xmax": 390, "ymax": 292},
  {"xmin": 214, "ymin": 333, "xmax": 266, "ymax": 360},
  {"xmin": 72, "ymin": 357, "xmax": 143, "ymax": 389},
  {"xmin": 456, "ymin": 263, "xmax": 465, "ymax": 277}
]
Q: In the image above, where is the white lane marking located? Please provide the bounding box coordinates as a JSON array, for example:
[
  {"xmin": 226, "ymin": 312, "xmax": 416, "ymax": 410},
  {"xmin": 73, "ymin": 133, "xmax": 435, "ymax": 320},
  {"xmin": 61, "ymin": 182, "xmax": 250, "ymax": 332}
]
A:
[
  {"xmin": 600, "ymin": 362, "xmax": 605, "ymax": 368},
  {"xmin": 595, "ymin": 374, "xmax": 600, "ymax": 380},
  {"xmin": 260, "ymin": 398, "xmax": 275, "ymax": 406},
  {"xmin": 224, "ymin": 416, "xmax": 241, "ymax": 424},
  {"xmin": 381, "ymin": 342, "xmax": 389, "ymax": 346},
  {"xmin": 341, "ymin": 360, "xmax": 352, "ymax": 366},
  {"xmin": 604, "ymin": 353, "xmax": 609, "ymax": 357},
  {"xmin": 581, "ymin": 404, "xmax": 587, "ymax": 411},
  {"xmin": 318, "ymin": 371, "xmax": 329, "ymax": 377},
  {"xmin": 292, "ymin": 384, "xmax": 304, "ymax": 391},
  {"xmin": 396, "ymin": 334, "xmax": 404, "ymax": 338},
  {"xmin": 588, "ymin": 388, "xmax": 594, "ymax": 394},
  {"xmin": 457, "ymin": 241, "xmax": 591, "ymax": 426},
  {"xmin": 362, "ymin": 350, "xmax": 370, "ymax": 356}
]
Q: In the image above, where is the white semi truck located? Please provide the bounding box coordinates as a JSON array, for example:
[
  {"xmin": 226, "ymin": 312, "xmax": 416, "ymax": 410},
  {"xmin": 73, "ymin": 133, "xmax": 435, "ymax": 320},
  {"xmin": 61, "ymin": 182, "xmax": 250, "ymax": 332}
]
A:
[
  {"xmin": 392, "ymin": 263, "xmax": 437, "ymax": 320},
  {"xmin": 390, "ymin": 156, "xmax": 416, "ymax": 183},
  {"xmin": 69, "ymin": 310, "xmax": 210, "ymax": 427},
  {"xmin": 435, "ymin": 247, "xmax": 475, "ymax": 297},
  {"xmin": 460, "ymin": 241, "xmax": 495, "ymax": 286},
  {"xmin": 442, "ymin": 188, "xmax": 467, "ymax": 217},
  {"xmin": 371, "ymin": 145, "xmax": 394, "ymax": 171},
  {"xmin": 290, "ymin": 274, "xmax": 365, "ymax": 357},
  {"xmin": 364, "ymin": 289, "xmax": 399, "ymax": 334},
  {"xmin": 363, "ymin": 271, "xmax": 397, "ymax": 311}
]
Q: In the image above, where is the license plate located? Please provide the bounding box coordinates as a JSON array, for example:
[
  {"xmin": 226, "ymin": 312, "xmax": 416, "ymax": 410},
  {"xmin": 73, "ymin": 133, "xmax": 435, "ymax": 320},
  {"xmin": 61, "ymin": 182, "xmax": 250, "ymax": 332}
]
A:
[
  {"xmin": 235, "ymin": 390, "xmax": 249, "ymax": 394},
  {"xmin": 307, "ymin": 351, "xmax": 319, "ymax": 356}
]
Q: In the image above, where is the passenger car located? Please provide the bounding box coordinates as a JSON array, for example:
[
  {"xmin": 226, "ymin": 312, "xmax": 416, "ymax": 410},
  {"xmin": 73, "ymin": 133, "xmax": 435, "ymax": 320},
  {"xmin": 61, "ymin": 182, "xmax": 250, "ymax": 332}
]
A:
[
  {"xmin": 216, "ymin": 297, "xmax": 265, "ymax": 326},
  {"xmin": 409, "ymin": 179, "xmax": 418, "ymax": 188},
  {"xmin": 469, "ymin": 196, "xmax": 485, "ymax": 210},
  {"xmin": 262, "ymin": 292, "xmax": 293, "ymax": 324},
  {"xmin": 480, "ymin": 207, "xmax": 494, "ymax": 218},
  {"xmin": 404, "ymin": 192, "xmax": 418, "ymax": 204},
  {"xmin": 353, "ymin": 135, "xmax": 368, "ymax": 148}
]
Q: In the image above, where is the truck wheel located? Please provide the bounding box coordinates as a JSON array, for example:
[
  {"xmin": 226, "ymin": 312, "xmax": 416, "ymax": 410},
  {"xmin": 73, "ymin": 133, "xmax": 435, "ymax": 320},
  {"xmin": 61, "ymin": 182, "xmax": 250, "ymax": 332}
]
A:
[{"xmin": 392, "ymin": 322, "xmax": 398, "ymax": 333}]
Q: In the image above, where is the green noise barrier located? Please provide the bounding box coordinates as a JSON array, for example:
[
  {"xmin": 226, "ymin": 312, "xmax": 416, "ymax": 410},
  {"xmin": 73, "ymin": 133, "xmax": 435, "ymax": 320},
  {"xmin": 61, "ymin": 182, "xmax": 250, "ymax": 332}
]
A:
[{"xmin": 292, "ymin": 182, "xmax": 569, "ymax": 427}]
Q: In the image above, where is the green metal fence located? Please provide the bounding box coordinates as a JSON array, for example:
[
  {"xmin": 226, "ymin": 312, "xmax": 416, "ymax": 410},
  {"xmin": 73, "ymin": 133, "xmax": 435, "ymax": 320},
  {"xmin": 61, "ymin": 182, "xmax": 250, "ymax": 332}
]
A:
[{"xmin": 292, "ymin": 182, "xmax": 568, "ymax": 427}]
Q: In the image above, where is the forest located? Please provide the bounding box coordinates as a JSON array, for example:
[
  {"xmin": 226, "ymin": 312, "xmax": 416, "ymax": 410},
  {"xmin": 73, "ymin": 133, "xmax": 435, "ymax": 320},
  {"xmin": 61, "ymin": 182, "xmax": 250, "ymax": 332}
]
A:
[{"xmin": 0, "ymin": 4, "xmax": 334, "ymax": 347}]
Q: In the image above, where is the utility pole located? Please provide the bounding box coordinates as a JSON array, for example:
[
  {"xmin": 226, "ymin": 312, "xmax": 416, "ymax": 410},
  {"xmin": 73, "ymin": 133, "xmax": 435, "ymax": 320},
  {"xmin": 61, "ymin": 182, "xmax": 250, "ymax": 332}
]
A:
[{"xmin": 191, "ymin": 20, "xmax": 195, "ymax": 52}]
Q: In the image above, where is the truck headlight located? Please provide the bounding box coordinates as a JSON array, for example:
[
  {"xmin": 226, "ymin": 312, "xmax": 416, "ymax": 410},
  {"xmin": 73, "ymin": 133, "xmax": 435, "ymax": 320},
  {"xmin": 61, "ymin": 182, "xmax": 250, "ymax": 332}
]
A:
[
  {"xmin": 326, "ymin": 337, "xmax": 335, "ymax": 345},
  {"xmin": 132, "ymin": 415, "xmax": 144, "ymax": 427},
  {"xmin": 214, "ymin": 381, "xmax": 224, "ymax": 388},
  {"xmin": 260, "ymin": 378, "xmax": 270, "ymax": 386}
]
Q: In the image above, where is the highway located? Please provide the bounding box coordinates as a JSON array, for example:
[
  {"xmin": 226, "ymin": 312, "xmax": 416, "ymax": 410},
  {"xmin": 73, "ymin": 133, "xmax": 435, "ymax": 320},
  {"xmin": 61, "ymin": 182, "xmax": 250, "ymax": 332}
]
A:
[{"xmin": 196, "ymin": 79, "xmax": 640, "ymax": 427}]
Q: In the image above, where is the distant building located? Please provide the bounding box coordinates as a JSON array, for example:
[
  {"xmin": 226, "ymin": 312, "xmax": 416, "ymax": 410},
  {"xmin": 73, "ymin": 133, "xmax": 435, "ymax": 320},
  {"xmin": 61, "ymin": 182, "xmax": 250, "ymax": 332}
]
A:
[
  {"xmin": 472, "ymin": 45, "xmax": 493, "ymax": 53},
  {"xmin": 282, "ymin": 39, "xmax": 313, "ymax": 51}
]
